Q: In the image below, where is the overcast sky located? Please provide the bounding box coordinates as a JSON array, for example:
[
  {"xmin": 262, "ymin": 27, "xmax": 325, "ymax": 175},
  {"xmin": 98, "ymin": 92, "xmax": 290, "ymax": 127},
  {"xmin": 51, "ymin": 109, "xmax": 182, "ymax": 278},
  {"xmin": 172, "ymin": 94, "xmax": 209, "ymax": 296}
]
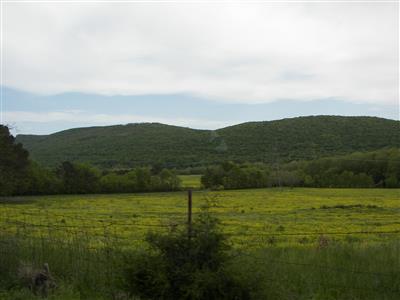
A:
[{"xmin": 1, "ymin": 2, "xmax": 399, "ymax": 134}]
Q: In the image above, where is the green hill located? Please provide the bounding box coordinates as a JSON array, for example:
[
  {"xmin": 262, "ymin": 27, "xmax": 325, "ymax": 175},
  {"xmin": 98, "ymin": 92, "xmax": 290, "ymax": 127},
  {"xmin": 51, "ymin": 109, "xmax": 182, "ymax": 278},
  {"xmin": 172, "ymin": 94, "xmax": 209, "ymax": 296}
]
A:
[{"xmin": 16, "ymin": 116, "xmax": 399, "ymax": 169}]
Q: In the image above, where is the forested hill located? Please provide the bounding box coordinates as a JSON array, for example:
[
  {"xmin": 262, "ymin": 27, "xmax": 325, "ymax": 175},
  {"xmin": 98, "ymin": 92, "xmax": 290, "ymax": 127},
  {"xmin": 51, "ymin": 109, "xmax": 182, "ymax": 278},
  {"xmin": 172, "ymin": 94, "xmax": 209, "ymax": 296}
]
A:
[{"xmin": 16, "ymin": 116, "xmax": 399, "ymax": 169}]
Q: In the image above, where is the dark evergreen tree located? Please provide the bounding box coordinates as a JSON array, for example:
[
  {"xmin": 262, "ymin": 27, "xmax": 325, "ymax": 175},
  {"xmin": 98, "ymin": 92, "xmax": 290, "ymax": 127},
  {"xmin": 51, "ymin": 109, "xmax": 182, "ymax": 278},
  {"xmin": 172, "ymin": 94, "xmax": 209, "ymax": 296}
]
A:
[{"xmin": 0, "ymin": 125, "xmax": 30, "ymax": 195}]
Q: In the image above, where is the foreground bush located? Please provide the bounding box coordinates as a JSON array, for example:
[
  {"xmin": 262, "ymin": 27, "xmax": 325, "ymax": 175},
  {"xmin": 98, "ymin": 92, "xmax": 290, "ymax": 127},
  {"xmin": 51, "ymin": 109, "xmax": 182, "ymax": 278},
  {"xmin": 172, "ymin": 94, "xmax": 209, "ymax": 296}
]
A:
[{"xmin": 121, "ymin": 207, "xmax": 251, "ymax": 300}]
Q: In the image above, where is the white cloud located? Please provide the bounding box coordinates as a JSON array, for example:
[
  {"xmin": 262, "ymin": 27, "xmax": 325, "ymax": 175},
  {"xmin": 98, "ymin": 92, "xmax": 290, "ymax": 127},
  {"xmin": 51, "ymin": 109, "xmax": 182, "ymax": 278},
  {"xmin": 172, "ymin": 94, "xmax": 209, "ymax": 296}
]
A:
[{"xmin": 3, "ymin": 2, "xmax": 399, "ymax": 105}]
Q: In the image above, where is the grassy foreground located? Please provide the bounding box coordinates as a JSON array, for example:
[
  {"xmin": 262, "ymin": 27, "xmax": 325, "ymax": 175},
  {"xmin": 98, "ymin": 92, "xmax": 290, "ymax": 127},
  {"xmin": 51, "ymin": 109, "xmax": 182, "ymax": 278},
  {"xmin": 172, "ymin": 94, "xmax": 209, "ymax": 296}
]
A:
[
  {"xmin": 0, "ymin": 188, "xmax": 399, "ymax": 299},
  {"xmin": 0, "ymin": 232, "xmax": 399, "ymax": 299}
]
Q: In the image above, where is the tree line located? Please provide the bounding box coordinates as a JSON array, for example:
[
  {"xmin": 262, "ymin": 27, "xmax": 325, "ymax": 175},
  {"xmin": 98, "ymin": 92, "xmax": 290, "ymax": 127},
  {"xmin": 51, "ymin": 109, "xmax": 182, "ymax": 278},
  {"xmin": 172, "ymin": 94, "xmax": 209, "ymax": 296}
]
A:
[
  {"xmin": 0, "ymin": 125, "xmax": 181, "ymax": 196},
  {"xmin": 2, "ymin": 124, "xmax": 399, "ymax": 196},
  {"xmin": 201, "ymin": 148, "xmax": 400, "ymax": 189}
]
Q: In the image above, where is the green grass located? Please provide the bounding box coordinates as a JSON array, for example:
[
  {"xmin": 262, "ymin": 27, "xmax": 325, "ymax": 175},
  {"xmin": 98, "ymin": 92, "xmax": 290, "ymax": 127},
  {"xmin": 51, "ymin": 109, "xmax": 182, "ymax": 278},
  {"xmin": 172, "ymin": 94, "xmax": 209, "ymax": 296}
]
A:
[
  {"xmin": 1, "ymin": 188, "xmax": 399, "ymax": 247},
  {"xmin": 1, "ymin": 234, "xmax": 399, "ymax": 299},
  {"xmin": 232, "ymin": 242, "xmax": 400, "ymax": 299},
  {"xmin": 178, "ymin": 175, "xmax": 202, "ymax": 189},
  {"xmin": 1, "ymin": 188, "xmax": 399, "ymax": 299}
]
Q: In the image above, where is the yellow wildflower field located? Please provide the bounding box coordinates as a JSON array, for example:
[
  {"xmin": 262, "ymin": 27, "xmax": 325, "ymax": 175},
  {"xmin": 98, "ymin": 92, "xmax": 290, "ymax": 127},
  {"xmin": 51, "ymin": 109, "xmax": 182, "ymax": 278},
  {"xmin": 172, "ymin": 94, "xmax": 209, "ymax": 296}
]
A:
[{"xmin": 1, "ymin": 188, "xmax": 399, "ymax": 248}]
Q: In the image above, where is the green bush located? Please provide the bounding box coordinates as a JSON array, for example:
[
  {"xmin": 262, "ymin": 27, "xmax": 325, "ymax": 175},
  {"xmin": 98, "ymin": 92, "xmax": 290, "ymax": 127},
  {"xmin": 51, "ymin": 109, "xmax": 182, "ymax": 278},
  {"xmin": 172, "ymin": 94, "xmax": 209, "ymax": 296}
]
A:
[{"xmin": 121, "ymin": 207, "xmax": 250, "ymax": 300}]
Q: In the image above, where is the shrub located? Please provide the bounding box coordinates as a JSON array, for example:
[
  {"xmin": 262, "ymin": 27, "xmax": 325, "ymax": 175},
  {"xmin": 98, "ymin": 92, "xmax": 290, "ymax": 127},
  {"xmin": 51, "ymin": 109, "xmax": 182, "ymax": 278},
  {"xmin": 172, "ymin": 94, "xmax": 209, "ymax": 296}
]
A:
[{"xmin": 121, "ymin": 206, "xmax": 250, "ymax": 300}]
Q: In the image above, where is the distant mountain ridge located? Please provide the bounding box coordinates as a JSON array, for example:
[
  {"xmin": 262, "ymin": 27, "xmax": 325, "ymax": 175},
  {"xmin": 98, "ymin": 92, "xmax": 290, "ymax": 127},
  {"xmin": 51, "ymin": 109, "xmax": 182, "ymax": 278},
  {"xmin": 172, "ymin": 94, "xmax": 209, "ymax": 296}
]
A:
[
  {"xmin": 16, "ymin": 116, "xmax": 400, "ymax": 169},
  {"xmin": 4, "ymin": 86, "xmax": 399, "ymax": 135}
]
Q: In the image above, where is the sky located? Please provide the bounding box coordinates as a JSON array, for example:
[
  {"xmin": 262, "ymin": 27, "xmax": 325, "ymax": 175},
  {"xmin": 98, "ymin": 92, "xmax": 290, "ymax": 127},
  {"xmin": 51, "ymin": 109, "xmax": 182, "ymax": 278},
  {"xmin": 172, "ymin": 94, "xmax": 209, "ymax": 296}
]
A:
[{"xmin": 1, "ymin": 1, "xmax": 399, "ymax": 134}]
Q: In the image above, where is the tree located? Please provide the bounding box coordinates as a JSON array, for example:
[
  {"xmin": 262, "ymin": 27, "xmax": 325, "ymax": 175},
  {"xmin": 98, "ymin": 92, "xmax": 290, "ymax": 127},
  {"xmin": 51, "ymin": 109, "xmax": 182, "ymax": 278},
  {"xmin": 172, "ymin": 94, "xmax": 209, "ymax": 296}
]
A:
[
  {"xmin": 385, "ymin": 175, "xmax": 399, "ymax": 188},
  {"xmin": 134, "ymin": 167, "xmax": 152, "ymax": 191},
  {"xmin": 158, "ymin": 169, "xmax": 181, "ymax": 191},
  {"xmin": 56, "ymin": 162, "xmax": 100, "ymax": 194},
  {"xmin": 21, "ymin": 162, "xmax": 61, "ymax": 195},
  {"xmin": 0, "ymin": 125, "xmax": 30, "ymax": 196},
  {"xmin": 100, "ymin": 173, "xmax": 134, "ymax": 193}
]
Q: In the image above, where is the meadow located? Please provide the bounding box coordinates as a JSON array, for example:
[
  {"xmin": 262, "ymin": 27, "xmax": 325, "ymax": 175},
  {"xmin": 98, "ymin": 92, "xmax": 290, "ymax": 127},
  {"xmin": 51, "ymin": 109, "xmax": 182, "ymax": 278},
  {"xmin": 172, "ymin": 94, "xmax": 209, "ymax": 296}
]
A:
[
  {"xmin": 1, "ymin": 188, "xmax": 400, "ymax": 247},
  {"xmin": 1, "ymin": 188, "xmax": 399, "ymax": 299},
  {"xmin": 178, "ymin": 175, "xmax": 202, "ymax": 189}
]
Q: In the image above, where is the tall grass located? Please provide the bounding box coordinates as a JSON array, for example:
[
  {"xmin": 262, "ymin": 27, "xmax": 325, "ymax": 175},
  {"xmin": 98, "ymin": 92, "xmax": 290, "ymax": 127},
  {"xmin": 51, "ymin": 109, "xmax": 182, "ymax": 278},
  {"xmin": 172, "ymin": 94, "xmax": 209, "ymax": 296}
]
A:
[
  {"xmin": 230, "ymin": 243, "xmax": 400, "ymax": 299},
  {"xmin": 0, "ymin": 232, "xmax": 127, "ymax": 299},
  {"xmin": 0, "ymin": 229, "xmax": 399, "ymax": 299}
]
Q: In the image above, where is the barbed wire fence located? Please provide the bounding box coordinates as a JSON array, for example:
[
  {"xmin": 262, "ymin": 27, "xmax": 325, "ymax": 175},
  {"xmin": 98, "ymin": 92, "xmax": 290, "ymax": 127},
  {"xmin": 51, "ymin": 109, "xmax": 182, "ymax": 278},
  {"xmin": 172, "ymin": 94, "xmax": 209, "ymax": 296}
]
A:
[{"xmin": 0, "ymin": 190, "xmax": 399, "ymax": 297}]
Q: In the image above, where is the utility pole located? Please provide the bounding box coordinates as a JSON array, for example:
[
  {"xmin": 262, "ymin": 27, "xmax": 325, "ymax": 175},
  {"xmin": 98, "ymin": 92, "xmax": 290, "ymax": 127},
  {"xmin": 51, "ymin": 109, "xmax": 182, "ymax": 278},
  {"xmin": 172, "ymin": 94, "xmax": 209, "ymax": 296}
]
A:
[{"xmin": 188, "ymin": 189, "xmax": 192, "ymax": 239}]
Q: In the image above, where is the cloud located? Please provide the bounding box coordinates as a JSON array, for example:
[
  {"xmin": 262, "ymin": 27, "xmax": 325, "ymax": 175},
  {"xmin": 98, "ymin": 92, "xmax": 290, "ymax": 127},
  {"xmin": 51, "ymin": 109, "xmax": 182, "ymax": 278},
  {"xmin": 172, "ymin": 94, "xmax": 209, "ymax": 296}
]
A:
[{"xmin": 3, "ymin": 3, "xmax": 399, "ymax": 105}]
